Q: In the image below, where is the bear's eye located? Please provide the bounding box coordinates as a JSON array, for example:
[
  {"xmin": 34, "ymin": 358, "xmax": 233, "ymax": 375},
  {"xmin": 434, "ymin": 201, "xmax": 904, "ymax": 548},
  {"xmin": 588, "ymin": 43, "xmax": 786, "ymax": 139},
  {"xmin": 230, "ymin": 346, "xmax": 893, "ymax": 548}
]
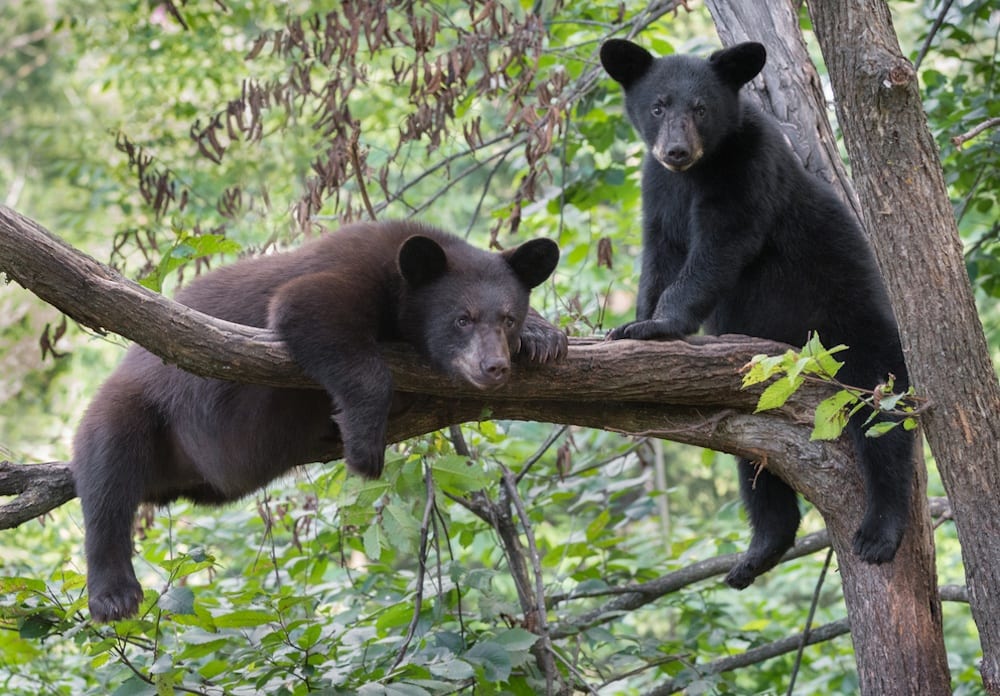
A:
[
  {"xmin": 651, "ymin": 104, "xmax": 664, "ymax": 118},
  {"xmin": 503, "ymin": 315, "xmax": 516, "ymax": 329},
  {"xmin": 693, "ymin": 102, "xmax": 707, "ymax": 118},
  {"xmin": 455, "ymin": 315, "xmax": 472, "ymax": 328}
]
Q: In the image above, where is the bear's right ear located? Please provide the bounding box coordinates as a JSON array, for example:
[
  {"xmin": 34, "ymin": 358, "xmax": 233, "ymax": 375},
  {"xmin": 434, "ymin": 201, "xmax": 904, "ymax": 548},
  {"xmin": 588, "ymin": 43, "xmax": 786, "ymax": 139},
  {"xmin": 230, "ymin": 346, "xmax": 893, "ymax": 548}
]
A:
[
  {"xmin": 502, "ymin": 238, "xmax": 560, "ymax": 289},
  {"xmin": 399, "ymin": 235, "xmax": 448, "ymax": 287},
  {"xmin": 600, "ymin": 39, "xmax": 654, "ymax": 88},
  {"xmin": 709, "ymin": 42, "xmax": 766, "ymax": 90}
]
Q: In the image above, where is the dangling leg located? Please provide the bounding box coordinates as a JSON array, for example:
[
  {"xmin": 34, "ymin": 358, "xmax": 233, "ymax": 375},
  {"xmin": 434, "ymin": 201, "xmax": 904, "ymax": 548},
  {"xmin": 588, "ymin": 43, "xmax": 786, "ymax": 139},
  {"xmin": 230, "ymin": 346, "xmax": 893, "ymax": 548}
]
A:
[
  {"xmin": 725, "ymin": 458, "xmax": 801, "ymax": 589},
  {"xmin": 73, "ymin": 379, "xmax": 157, "ymax": 622},
  {"xmin": 850, "ymin": 417, "xmax": 914, "ymax": 564},
  {"xmin": 839, "ymin": 349, "xmax": 916, "ymax": 564}
]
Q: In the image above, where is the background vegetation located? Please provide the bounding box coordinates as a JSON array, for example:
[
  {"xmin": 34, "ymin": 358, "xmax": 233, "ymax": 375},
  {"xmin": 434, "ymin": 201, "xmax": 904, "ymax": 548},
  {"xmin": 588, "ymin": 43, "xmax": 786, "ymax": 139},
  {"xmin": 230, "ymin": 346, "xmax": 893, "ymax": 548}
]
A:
[{"xmin": 0, "ymin": 0, "xmax": 996, "ymax": 693}]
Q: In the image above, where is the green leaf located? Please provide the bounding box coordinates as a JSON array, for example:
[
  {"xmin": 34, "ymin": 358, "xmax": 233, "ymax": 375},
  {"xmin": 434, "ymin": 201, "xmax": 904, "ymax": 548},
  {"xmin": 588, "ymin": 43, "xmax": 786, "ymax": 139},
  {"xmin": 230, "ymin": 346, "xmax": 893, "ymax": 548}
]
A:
[
  {"xmin": 112, "ymin": 675, "xmax": 158, "ymax": 696},
  {"xmin": 493, "ymin": 627, "xmax": 540, "ymax": 652},
  {"xmin": 465, "ymin": 640, "xmax": 513, "ymax": 682},
  {"xmin": 358, "ymin": 682, "xmax": 432, "ymax": 696},
  {"xmin": 297, "ymin": 623, "xmax": 323, "ymax": 650},
  {"xmin": 212, "ymin": 609, "xmax": 274, "ymax": 629},
  {"xmin": 363, "ymin": 523, "xmax": 384, "ymax": 560},
  {"xmin": 382, "ymin": 502, "xmax": 421, "ymax": 552},
  {"xmin": 0, "ymin": 577, "xmax": 47, "ymax": 593},
  {"xmin": 19, "ymin": 614, "xmax": 57, "ymax": 640},
  {"xmin": 798, "ymin": 334, "xmax": 847, "ymax": 377},
  {"xmin": 741, "ymin": 352, "xmax": 791, "ymax": 387},
  {"xmin": 585, "ymin": 508, "xmax": 610, "ymax": 542},
  {"xmin": 865, "ymin": 421, "xmax": 901, "ymax": 438},
  {"xmin": 431, "ymin": 454, "xmax": 492, "ymax": 494},
  {"xmin": 177, "ymin": 638, "xmax": 229, "ymax": 661},
  {"xmin": 375, "ymin": 602, "xmax": 414, "ymax": 633},
  {"xmin": 811, "ymin": 390, "xmax": 856, "ymax": 440},
  {"xmin": 428, "ymin": 658, "xmax": 476, "ymax": 680},
  {"xmin": 754, "ymin": 375, "xmax": 804, "ymax": 412},
  {"xmin": 158, "ymin": 586, "xmax": 195, "ymax": 615}
]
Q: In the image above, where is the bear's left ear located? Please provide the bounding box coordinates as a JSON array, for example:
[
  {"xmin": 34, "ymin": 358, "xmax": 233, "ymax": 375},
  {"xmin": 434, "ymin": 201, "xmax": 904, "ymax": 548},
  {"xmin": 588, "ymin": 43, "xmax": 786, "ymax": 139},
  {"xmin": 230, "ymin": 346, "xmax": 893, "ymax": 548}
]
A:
[
  {"xmin": 502, "ymin": 238, "xmax": 560, "ymax": 289},
  {"xmin": 399, "ymin": 235, "xmax": 448, "ymax": 287},
  {"xmin": 600, "ymin": 39, "xmax": 655, "ymax": 88},
  {"xmin": 709, "ymin": 42, "xmax": 766, "ymax": 90}
]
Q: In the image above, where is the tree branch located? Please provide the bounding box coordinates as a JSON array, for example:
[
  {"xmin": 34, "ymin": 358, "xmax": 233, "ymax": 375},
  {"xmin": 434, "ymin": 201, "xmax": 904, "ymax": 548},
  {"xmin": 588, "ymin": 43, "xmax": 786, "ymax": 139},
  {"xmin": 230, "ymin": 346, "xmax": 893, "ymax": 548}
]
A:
[{"xmin": 0, "ymin": 204, "xmax": 853, "ymax": 539}]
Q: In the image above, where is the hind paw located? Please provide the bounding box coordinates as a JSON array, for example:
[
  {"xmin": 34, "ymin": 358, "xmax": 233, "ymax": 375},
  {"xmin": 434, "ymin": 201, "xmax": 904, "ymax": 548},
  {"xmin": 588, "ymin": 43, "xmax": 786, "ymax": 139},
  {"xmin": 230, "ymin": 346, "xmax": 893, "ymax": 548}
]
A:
[
  {"xmin": 853, "ymin": 519, "xmax": 904, "ymax": 565},
  {"xmin": 724, "ymin": 562, "xmax": 759, "ymax": 590},
  {"xmin": 89, "ymin": 579, "xmax": 144, "ymax": 623}
]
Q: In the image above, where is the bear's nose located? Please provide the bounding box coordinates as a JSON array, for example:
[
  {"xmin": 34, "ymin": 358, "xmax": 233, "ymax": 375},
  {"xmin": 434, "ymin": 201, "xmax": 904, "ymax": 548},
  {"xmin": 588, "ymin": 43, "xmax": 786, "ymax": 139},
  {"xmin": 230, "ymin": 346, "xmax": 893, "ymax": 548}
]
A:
[
  {"xmin": 666, "ymin": 145, "xmax": 691, "ymax": 164},
  {"xmin": 480, "ymin": 357, "xmax": 510, "ymax": 383}
]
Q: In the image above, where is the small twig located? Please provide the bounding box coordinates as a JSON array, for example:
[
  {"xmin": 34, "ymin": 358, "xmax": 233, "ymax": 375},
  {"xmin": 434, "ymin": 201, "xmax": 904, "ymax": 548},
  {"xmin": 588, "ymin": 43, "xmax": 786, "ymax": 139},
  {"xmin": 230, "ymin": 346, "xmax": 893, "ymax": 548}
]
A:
[
  {"xmin": 568, "ymin": 438, "xmax": 645, "ymax": 478},
  {"xmin": 448, "ymin": 425, "xmax": 471, "ymax": 457},
  {"xmin": 787, "ymin": 547, "xmax": 834, "ymax": 695},
  {"xmin": 548, "ymin": 529, "xmax": 832, "ymax": 636},
  {"xmin": 550, "ymin": 498, "xmax": 952, "ymax": 626},
  {"xmin": 350, "ymin": 124, "xmax": 378, "ymax": 221},
  {"xmin": 548, "ymin": 645, "xmax": 601, "ymax": 695},
  {"xmin": 390, "ymin": 465, "xmax": 437, "ymax": 672},
  {"xmin": 952, "ymin": 116, "xmax": 1000, "ymax": 148},
  {"xmin": 515, "ymin": 424, "xmax": 568, "ymax": 484},
  {"xmin": 500, "ymin": 464, "xmax": 558, "ymax": 693},
  {"xmin": 913, "ymin": 0, "xmax": 955, "ymax": 71},
  {"xmin": 595, "ymin": 651, "xmax": 688, "ymax": 691},
  {"xmin": 642, "ymin": 618, "xmax": 853, "ymax": 696}
]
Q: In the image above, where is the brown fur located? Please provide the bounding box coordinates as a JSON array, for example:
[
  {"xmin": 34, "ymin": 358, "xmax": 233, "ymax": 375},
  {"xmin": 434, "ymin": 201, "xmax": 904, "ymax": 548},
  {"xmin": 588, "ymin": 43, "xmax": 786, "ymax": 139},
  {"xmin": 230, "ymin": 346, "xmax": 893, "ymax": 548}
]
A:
[{"xmin": 72, "ymin": 220, "xmax": 565, "ymax": 622}]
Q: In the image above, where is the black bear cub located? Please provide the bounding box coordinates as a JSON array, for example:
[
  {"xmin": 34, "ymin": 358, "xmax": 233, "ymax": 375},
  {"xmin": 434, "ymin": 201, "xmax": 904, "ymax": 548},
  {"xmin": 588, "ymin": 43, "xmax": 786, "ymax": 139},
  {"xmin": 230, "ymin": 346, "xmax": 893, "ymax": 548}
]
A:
[
  {"xmin": 73, "ymin": 220, "xmax": 566, "ymax": 622},
  {"xmin": 600, "ymin": 39, "xmax": 914, "ymax": 588}
]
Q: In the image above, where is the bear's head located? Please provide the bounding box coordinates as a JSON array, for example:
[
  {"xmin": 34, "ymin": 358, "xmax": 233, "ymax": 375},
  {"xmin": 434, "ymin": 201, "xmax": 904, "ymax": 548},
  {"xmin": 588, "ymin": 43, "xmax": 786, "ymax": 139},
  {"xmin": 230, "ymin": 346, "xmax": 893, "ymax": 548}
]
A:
[
  {"xmin": 396, "ymin": 235, "xmax": 559, "ymax": 389},
  {"xmin": 600, "ymin": 39, "xmax": 766, "ymax": 172}
]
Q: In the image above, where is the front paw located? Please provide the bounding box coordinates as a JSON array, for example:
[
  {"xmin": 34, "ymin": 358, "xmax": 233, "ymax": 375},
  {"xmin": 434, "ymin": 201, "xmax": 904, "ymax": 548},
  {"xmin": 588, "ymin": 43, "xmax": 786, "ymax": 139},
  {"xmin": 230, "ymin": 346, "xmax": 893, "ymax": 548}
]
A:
[
  {"xmin": 606, "ymin": 319, "xmax": 687, "ymax": 341},
  {"xmin": 517, "ymin": 324, "xmax": 568, "ymax": 363},
  {"xmin": 344, "ymin": 438, "xmax": 386, "ymax": 480}
]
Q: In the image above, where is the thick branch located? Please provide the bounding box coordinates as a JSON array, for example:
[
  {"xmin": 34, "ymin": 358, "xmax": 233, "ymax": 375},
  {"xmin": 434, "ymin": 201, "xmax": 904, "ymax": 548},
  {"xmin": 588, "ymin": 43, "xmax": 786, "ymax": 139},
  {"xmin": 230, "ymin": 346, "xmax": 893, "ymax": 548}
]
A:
[
  {"xmin": 0, "ymin": 204, "xmax": 853, "ymax": 526},
  {"xmin": 0, "ymin": 206, "xmax": 802, "ymax": 403}
]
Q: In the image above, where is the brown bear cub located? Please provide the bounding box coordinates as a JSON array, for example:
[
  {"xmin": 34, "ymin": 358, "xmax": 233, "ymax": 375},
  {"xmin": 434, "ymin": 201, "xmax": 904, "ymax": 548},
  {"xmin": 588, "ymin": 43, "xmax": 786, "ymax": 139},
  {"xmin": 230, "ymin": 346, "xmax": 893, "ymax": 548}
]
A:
[{"xmin": 72, "ymin": 220, "xmax": 566, "ymax": 622}]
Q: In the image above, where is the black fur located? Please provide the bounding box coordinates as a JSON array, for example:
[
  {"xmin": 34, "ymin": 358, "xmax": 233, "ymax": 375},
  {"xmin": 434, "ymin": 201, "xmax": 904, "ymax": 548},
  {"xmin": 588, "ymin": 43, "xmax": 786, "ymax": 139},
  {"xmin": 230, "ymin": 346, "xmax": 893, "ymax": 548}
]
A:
[
  {"xmin": 600, "ymin": 39, "xmax": 914, "ymax": 587},
  {"xmin": 72, "ymin": 220, "xmax": 566, "ymax": 622}
]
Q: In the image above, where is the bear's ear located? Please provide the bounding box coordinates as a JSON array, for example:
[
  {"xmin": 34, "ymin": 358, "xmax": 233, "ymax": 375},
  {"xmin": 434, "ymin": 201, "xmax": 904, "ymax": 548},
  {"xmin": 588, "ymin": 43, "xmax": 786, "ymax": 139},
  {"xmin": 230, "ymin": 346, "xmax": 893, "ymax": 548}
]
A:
[
  {"xmin": 708, "ymin": 42, "xmax": 766, "ymax": 90},
  {"xmin": 600, "ymin": 39, "xmax": 654, "ymax": 88},
  {"xmin": 502, "ymin": 238, "xmax": 560, "ymax": 289},
  {"xmin": 398, "ymin": 235, "xmax": 448, "ymax": 287}
]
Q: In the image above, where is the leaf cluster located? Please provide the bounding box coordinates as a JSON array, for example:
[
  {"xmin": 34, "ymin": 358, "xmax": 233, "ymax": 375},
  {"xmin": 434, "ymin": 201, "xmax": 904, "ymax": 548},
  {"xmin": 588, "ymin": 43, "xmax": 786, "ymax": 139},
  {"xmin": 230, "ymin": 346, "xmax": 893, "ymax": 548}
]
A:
[{"xmin": 742, "ymin": 334, "xmax": 921, "ymax": 441}]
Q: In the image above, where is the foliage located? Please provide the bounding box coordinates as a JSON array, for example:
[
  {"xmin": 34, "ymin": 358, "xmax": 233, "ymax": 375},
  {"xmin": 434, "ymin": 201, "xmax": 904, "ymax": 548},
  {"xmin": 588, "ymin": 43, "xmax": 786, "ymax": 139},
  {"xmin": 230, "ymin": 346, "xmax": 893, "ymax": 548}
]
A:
[
  {"xmin": 742, "ymin": 333, "xmax": 920, "ymax": 441},
  {"xmin": 0, "ymin": 0, "xmax": 993, "ymax": 694}
]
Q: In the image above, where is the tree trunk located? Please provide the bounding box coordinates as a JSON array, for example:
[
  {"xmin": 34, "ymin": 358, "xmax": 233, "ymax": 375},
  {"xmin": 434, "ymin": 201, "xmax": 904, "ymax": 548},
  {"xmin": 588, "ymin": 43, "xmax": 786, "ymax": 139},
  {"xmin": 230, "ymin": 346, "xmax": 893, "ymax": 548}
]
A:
[
  {"xmin": 807, "ymin": 2, "xmax": 1000, "ymax": 694},
  {"xmin": 705, "ymin": 1, "xmax": 950, "ymax": 693}
]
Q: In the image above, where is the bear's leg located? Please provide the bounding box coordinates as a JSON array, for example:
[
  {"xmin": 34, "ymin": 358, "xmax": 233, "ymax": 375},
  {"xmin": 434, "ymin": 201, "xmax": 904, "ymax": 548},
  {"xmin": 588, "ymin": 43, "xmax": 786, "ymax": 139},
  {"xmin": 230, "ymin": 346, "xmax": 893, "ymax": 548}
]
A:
[
  {"xmin": 849, "ymin": 419, "xmax": 914, "ymax": 564},
  {"xmin": 327, "ymin": 353, "xmax": 394, "ymax": 479},
  {"xmin": 269, "ymin": 274, "xmax": 394, "ymax": 479},
  {"xmin": 725, "ymin": 459, "xmax": 801, "ymax": 589},
  {"xmin": 74, "ymin": 387, "xmax": 155, "ymax": 622}
]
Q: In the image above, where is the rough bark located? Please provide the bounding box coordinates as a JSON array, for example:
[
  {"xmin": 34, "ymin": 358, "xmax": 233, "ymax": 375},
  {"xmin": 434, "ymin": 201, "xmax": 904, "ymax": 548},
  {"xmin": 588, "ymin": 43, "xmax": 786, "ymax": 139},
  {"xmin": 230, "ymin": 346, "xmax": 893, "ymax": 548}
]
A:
[
  {"xmin": 807, "ymin": 2, "xmax": 1000, "ymax": 694},
  {"xmin": 702, "ymin": 2, "xmax": 950, "ymax": 693}
]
